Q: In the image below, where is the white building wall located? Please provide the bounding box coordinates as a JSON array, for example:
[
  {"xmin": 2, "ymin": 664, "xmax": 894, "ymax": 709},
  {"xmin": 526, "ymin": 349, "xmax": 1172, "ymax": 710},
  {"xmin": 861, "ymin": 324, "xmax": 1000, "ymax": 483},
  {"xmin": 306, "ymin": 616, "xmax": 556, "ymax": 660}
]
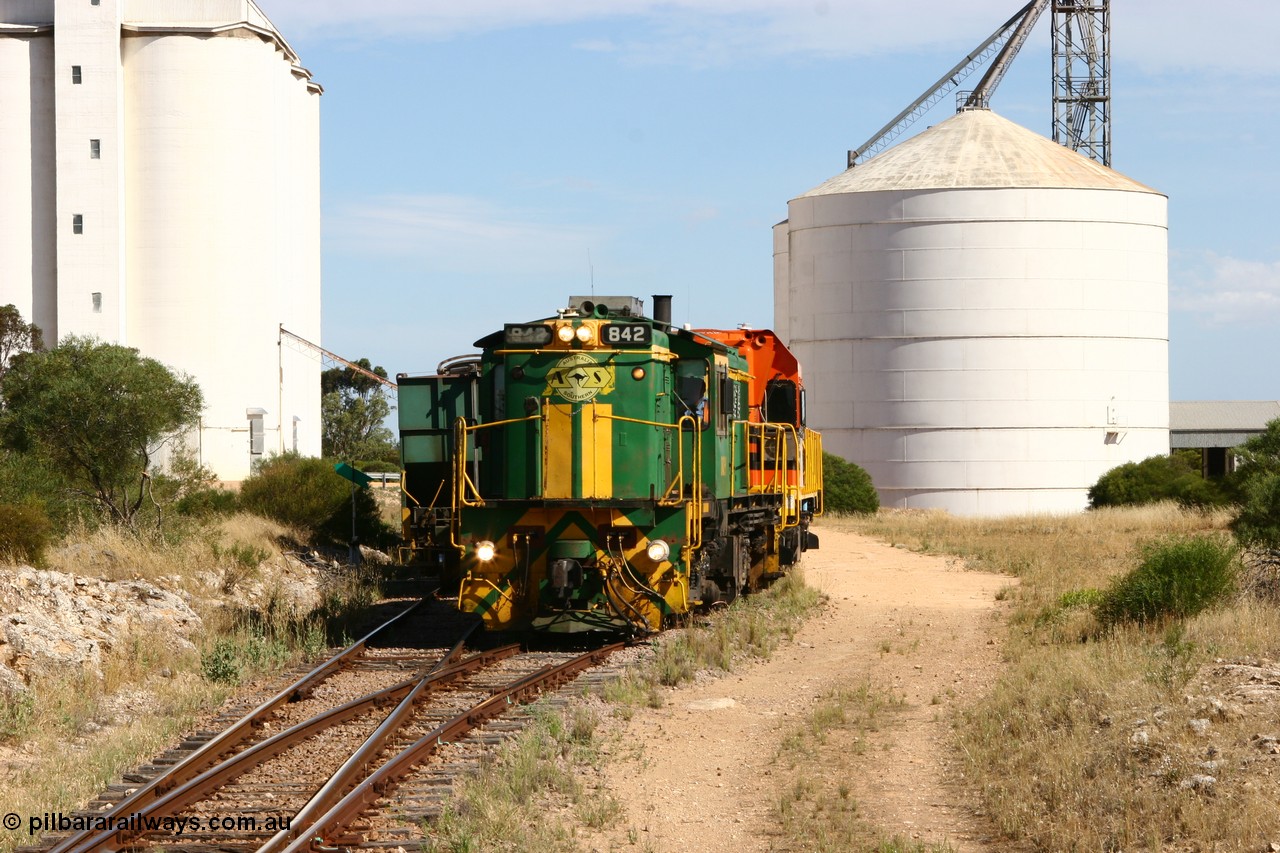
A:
[
  {"xmin": 53, "ymin": 0, "xmax": 126, "ymax": 342},
  {"xmin": 784, "ymin": 185, "xmax": 1169, "ymax": 515},
  {"xmin": 0, "ymin": 1, "xmax": 322, "ymax": 481},
  {"xmin": 0, "ymin": 26, "xmax": 56, "ymax": 339}
]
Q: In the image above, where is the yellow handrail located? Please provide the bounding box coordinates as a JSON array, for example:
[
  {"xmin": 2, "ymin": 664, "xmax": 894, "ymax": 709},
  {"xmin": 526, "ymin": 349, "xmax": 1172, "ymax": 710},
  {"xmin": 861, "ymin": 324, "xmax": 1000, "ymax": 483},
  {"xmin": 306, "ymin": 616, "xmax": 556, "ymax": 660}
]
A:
[
  {"xmin": 804, "ymin": 428, "xmax": 825, "ymax": 517},
  {"xmin": 449, "ymin": 405, "xmax": 711, "ymax": 564},
  {"xmin": 738, "ymin": 421, "xmax": 804, "ymax": 528},
  {"xmin": 451, "ymin": 412, "xmax": 545, "ymax": 551},
  {"xmin": 589, "ymin": 407, "xmax": 703, "ymax": 551},
  {"xmin": 591, "ymin": 409, "xmax": 694, "ymax": 507}
]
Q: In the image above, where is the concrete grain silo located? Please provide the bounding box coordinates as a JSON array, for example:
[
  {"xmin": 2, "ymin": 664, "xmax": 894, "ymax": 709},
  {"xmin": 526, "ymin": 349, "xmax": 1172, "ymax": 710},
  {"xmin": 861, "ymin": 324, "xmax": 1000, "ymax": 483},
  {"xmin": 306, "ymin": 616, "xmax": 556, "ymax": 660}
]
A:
[
  {"xmin": 0, "ymin": 0, "xmax": 321, "ymax": 481},
  {"xmin": 776, "ymin": 109, "xmax": 1168, "ymax": 515}
]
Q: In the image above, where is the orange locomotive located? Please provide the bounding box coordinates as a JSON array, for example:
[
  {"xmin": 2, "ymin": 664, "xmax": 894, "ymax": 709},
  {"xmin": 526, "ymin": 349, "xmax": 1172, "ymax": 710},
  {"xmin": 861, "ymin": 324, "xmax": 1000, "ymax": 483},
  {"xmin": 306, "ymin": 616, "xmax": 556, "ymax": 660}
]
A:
[{"xmin": 697, "ymin": 327, "xmax": 823, "ymax": 565}]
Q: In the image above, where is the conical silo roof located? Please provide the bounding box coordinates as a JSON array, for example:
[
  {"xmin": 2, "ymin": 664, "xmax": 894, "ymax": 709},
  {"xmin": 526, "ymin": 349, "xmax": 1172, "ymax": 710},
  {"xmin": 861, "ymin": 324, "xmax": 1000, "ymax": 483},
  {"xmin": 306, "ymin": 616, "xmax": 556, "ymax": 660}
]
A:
[{"xmin": 800, "ymin": 109, "xmax": 1159, "ymax": 197}]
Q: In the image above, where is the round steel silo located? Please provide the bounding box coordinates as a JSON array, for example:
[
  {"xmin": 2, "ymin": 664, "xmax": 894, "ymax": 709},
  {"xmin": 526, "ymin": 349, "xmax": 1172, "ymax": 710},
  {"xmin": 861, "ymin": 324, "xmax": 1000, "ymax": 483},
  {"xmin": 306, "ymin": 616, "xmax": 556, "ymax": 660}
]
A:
[
  {"xmin": 779, "ymin": 109, "xmax": 1168, "ymax": 515},
  {"xmin": 121, "ymin": 28, "xmax": 322, "ymax": 474}
]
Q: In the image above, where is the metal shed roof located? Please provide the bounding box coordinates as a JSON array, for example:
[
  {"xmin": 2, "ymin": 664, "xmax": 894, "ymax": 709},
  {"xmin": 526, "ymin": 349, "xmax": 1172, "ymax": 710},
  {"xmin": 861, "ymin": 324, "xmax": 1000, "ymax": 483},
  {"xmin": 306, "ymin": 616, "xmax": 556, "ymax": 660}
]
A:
[{"xmin": 1170, "ymin": 400, "xmax": 1280, "ymax": 449}]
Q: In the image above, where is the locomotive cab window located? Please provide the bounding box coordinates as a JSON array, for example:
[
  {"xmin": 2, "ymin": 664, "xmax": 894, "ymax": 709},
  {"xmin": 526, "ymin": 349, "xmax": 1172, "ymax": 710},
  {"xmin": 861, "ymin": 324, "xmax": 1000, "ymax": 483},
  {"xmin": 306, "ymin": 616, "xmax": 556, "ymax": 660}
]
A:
[
  {"xmin": 764, "ymin": 378, "xmax": 798, "ymax": 427},
  {"xmin": 674, "ymin": 360, "xmax": 709, "ymax": 430}
]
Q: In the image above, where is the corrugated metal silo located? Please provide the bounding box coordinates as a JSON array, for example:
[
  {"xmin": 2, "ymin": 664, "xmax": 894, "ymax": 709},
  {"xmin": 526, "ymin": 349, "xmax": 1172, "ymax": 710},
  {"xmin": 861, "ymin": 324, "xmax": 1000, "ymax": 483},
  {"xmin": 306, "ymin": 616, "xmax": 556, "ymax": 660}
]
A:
[
  {"xmin": 121, "ymin": 10, "xmax": 322, "ymax": 475},
  {"xmin": 778, "ymin": 109, "xmax": 1169, "ymax": 515}
]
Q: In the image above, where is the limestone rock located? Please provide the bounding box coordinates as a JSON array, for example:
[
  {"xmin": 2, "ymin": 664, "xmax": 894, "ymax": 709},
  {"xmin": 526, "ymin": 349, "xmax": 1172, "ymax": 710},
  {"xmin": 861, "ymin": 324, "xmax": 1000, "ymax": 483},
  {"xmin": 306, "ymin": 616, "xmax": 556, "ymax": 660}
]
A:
[{"xmin": 0, "ymin": 568, "xmax": 201, "ymax": 683}]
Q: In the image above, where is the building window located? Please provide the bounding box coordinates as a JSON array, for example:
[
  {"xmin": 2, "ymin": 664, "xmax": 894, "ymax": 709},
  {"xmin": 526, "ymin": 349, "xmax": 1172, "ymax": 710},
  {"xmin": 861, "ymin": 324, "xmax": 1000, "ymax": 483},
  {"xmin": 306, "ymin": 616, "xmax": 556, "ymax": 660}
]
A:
[
  {"xmin": 247, "ymin": 408, "xmax": 267, "ymax": 456},
  {"xmin": 91, "ymin": 292, "xmax": 102, "ymax": 313},
  {"xmin": 89, "ymin": 139, "xmax": 101, "ymax": 159},
  {"xmin": 71, "ymin": 65, "xmax": 82, "ymax": 84},
  {"xmin": 91, "ymin": 0, "xmax": 100, "ymax": 5},
  {"xmin": 72, "ymin": 214, "xmax": 84, "ymax": 234}
]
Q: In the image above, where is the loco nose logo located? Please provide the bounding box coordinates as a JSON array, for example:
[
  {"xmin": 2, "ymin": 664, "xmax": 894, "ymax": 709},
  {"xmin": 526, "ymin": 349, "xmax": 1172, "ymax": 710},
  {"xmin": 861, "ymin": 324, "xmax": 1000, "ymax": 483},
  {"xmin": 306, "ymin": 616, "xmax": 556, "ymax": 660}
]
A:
[{"xmin": 545, "ymin": 353, "xmax": 615, "ymax": 403}]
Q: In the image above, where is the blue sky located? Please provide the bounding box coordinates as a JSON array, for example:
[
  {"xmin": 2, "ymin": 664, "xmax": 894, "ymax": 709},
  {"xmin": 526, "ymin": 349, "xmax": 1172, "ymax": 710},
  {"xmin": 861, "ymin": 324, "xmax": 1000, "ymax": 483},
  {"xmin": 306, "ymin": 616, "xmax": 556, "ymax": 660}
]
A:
[{"xmin": 265, "ymin": 0, "xmax": 1279, "ymax": 402}]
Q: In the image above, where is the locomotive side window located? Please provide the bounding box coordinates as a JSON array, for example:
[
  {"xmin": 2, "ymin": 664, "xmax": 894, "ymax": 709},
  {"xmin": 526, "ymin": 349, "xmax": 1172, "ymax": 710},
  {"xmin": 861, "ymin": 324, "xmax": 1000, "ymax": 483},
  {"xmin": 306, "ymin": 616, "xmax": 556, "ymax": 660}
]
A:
[{"xmin": 716, "ymin": 366, "xmax": 731, "ymax": 435}]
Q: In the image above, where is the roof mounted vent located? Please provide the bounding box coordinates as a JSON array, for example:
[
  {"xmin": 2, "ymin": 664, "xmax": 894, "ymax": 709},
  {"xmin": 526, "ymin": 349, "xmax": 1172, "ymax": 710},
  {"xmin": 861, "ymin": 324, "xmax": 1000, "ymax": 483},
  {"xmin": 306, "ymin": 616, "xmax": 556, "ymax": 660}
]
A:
[{"xmin": 568, "ymin": 295, "xmax": 644, "ymax": 318}]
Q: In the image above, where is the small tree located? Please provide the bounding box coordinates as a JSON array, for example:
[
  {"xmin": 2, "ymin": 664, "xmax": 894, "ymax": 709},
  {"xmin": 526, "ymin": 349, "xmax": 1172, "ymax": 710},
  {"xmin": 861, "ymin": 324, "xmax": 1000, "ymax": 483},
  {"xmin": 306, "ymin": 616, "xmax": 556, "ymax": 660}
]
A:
[
  {"xmin": 0, "ymin": 337, "xmax": 202, "ymax": 526},
  {"xmin": 239, "ymin": 453, "xmax": 389, "ymax": 546},
  {"xmin": 821, "ymin": 451, "xmax": 879, "ymax": 514},
  {"xmin": 0, "ymin": 304, "xmax": 43, "ymax": 384},
  {"xmin": 1230, "ymin": 419, "xmax": 1280, "ymax": 551},
  {"xmin": 321, "ymin": 358, "xmax": 396, "ymax": 463}
]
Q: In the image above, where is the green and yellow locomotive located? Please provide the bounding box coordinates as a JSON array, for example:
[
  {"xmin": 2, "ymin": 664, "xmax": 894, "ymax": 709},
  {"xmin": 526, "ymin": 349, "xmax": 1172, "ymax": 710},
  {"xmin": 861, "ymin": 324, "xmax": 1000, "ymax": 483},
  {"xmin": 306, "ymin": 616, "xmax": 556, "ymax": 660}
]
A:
[{"xmin": 397, "ymin": 295, "xmax": 822, "ymax": 634}]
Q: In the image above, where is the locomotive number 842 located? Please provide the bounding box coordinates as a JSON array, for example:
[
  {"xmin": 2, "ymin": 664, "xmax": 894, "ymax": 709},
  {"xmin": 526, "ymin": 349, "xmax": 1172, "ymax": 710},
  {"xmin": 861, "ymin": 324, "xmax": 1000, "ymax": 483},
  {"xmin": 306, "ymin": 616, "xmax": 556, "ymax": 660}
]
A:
[{"xmin": 397, "ymin": 294, "xmax": 823, "ymax": 635}]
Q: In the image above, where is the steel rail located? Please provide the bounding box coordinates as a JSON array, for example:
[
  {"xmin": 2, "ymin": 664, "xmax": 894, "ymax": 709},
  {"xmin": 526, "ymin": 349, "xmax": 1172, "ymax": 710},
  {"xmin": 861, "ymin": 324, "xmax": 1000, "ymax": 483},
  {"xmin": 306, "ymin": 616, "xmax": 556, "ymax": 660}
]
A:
[
  {"xmin": 256, "ymin": 637, "xmax": 520, "ymax": 853},
  {"xmin": 42, "ymin": 599, "xmax": 428, "ymax": 853},
  {"xmin": 62, "ymin": 636, "xmax": 507, "ymax": 853},
  {"xmin": 269, "ymin": 643, "xmax": 625, "ymax": 853}
]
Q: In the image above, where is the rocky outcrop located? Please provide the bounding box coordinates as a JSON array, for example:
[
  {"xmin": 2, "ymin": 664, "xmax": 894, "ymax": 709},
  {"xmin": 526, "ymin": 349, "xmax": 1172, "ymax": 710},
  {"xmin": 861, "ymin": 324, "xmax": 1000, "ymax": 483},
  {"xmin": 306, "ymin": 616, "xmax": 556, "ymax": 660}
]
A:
[{"xmin": 0, "ymin": 569, "xmax": 201, "ymax": 690}]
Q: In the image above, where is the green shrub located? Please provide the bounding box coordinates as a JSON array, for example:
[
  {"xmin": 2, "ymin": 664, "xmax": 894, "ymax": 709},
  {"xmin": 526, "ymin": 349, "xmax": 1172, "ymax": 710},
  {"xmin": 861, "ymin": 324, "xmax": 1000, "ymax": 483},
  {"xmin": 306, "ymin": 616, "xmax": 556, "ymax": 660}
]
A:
[
  {"xmin": 0, "ymin": 449, "xmax": 81, "ymax": 535},
  {"xmin": 1088, "ymin": 452, "xmax": 1227, "ymax": 509},
  {"xmin": 200, "ymin": 639, "xmax": 243, "ymax": 685},
  {"xmin": 1094, "ymin": 534, "xmax": 1239, "ymax": 628},
  {"xmin": 0, "ymin": 502, "xmax": 52, "ymax": 566},
  {"xmin": 0, "ymin": 690, "xmax": 35, "ymax": 742},
  {"xmin": 173, "ymin": 485, "xmax": 239, "ymax": 518},
  {"xmin": 355, "ymin": 460, "xmax": 399, "ymax": 474},
  {"xmin": 238, "ymin": 452, "xmax": 390, "ymax": 546},
  {"xmin": 822, "ymin": 451, "xmax": 879, "ymax": 514}
]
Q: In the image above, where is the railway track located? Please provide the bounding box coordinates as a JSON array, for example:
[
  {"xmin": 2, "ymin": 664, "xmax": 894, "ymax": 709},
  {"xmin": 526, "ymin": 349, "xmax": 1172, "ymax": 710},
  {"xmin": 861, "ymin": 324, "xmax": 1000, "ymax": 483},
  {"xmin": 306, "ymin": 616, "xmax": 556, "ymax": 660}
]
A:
[{"xmin": 20, "ymin": 599, "xmax": 624, "ymax": 853}]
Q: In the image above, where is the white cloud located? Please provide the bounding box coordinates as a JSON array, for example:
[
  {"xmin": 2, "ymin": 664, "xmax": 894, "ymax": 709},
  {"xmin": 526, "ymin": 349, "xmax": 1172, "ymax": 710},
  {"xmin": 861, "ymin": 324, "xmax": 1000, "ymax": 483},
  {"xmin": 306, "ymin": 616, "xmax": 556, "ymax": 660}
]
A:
[
  {"xmin": 325, "ymin": 194, "xmax": 611, "ymax": 274},
  {"xmin": 1172, "ymin": 252, "xmax": 1280, "ymax": 325},
  {"xmin": 263, "ymin": 0, "xmax": 1280, "ymax": 75}
]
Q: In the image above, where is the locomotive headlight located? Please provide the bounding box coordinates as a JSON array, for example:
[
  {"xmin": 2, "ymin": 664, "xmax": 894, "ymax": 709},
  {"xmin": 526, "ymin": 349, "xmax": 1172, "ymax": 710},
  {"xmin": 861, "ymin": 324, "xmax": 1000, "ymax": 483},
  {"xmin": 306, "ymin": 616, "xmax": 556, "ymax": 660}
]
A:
[
  {"xmin": 575, "ymin": 325, "xmax": 594, "ymax": 343},
  {"xmin": 556, "ymin": 325, "xmax": 575, "ymax": 343},
  {"xmin": 475, "ymin": 540, "xmax": 496, "ymax": 562},
  {"xmin": 646, "ymin": 539, "xmax": 671, "ymax": 563}
]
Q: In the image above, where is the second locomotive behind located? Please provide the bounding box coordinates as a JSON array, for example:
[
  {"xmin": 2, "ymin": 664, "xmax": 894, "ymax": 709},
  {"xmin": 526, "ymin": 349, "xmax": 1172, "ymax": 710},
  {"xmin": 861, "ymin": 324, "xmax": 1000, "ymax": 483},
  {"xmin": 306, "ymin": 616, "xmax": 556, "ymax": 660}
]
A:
[{"xmin": 397, "ymin": 295, "xmax": 823, "ymax": 634}]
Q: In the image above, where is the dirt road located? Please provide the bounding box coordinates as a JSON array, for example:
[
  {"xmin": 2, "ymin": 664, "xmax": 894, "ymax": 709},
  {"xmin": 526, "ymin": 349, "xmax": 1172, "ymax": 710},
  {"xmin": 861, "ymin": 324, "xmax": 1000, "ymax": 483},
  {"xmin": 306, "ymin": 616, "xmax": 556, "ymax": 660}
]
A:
[{"xmin": 586, "ymin": 524, "xmax": 1011, "ymax": 852}]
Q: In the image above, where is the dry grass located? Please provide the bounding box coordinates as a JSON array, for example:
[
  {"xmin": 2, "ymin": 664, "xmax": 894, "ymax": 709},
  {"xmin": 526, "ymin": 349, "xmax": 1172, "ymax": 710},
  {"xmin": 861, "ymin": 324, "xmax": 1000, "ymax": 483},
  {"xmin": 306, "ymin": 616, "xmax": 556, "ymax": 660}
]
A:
[
  {"xmin": 425, "ymin": 700, "xmax": 617, "ymax": 853},
  {"xmin": 832, "ymin": 504, "xmax": 1280, "ymax": 853},
  {"xmin": 0, "ymin": 647, "xmax": 227, "ymax": 853},
  {"xmin": 423, "ymin": 572, "xmax": 828, "ymax": 850},
  {"xmin": 1, "ymin": 511, "xmax": 385, "ymax": 853},
  {"xmin": 41, "ymin": 513, "xmax": 300, "ymax": 587},
  {"xmin": 602, "ymin": 570, "xmax": 825, "ymax": 713},
  {"xmin": 772, "ymin": 681, "xmax": 951, "ymax": 853}
]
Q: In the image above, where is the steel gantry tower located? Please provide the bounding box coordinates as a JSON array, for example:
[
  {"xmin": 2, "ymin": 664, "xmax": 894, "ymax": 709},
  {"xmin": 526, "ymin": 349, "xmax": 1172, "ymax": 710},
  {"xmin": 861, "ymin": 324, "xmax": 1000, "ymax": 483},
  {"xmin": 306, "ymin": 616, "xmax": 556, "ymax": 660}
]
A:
[{"xmin": 1052, "ymin": 0, "xmax": 1111, "ymax": 165}]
